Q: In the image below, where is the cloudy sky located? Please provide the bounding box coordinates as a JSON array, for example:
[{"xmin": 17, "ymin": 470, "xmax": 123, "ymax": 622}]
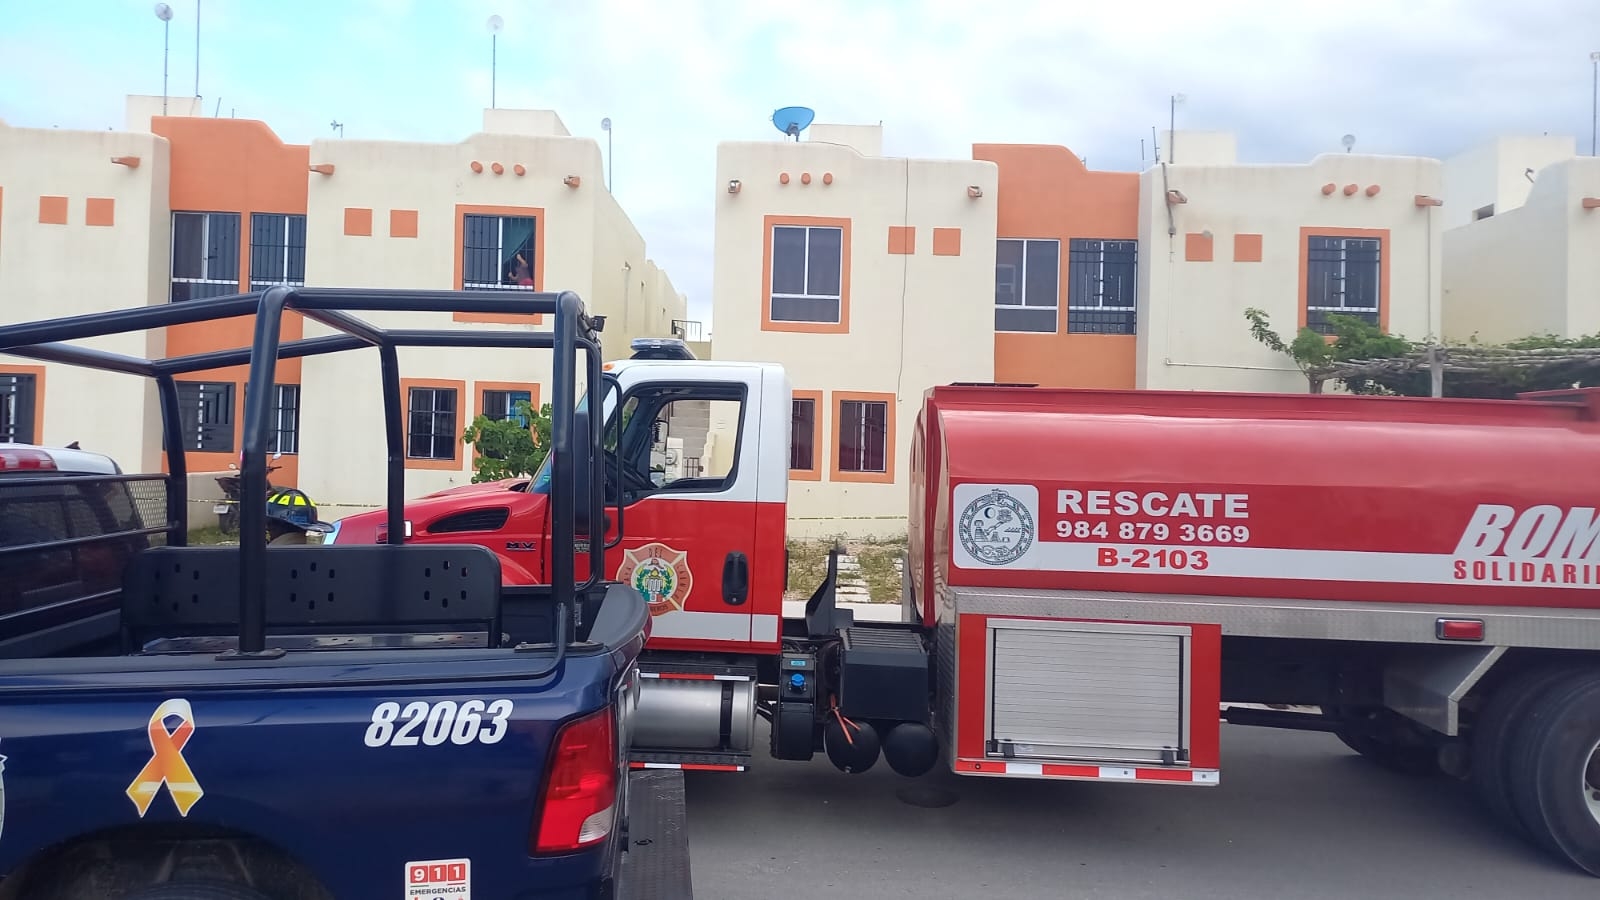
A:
[{"xmin": 1, "ymin": 0, "xmax": 1595, "ymax": 330}]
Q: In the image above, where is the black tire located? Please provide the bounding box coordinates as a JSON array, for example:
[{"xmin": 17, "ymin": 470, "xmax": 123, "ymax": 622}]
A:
[
  {"xmin": 1504, "ymin": 672, "xmax": 1600, "ymax": 875},
  {"xmin": 120, "ymin": 882, "xmax": 275, "ymax": 900},
  {"xmin": 1332, "ymin": 709, "xmax": 1440, "ymax": 775},
  {"xmin": 1470, "ymin": 665, "xmax": 1587, "ymax": 837}
]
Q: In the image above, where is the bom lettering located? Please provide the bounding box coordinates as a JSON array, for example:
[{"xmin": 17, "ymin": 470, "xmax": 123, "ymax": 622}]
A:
[
  {"xmin": 1057, "ymin": 489, "xmax": 1250, "ymax": 520},
  {"xmin": 1454, "ymin": 505, "xmax": 1600, "ymax": 560}
]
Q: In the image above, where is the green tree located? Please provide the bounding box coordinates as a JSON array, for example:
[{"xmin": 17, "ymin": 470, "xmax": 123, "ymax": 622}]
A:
[
  {"xmin": 462, "ymin": 400, "xmax": 554, "ymax": 483},
  {"xmin": 1245, "ymin": 308, "xmax": 1600, "ymax": 398},
  {"xmin": 1244, "ymin": 307, "xmax": 1412, "ymax": 394}
]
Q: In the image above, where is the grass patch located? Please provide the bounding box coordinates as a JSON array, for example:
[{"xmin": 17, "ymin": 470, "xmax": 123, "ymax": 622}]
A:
[
  {"xmin": 784, "ymin": 535, "xmax": 909, "ymax": 603},
  {"xmin": 186, "ymin": 526, "xmax": 236, "ymax": 546}
]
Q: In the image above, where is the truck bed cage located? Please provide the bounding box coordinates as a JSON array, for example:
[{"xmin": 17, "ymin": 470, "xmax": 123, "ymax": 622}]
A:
[{"xmin": 0, "ymin": 286, "xmax": 609, "ymax": 657}]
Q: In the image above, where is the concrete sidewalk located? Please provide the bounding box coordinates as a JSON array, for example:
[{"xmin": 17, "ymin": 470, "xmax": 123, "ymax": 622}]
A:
[{"xmin": 780, "ymin": 599, "xmax": 904, "ymax": 623}]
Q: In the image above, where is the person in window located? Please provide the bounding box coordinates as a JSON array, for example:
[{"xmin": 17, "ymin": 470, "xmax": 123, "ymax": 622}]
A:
[{"xmin": 507, "ymin": 252, "xmax": 534, "ymax": 288}]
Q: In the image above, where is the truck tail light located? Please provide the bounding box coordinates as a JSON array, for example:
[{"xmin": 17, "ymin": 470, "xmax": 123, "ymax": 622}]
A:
[
  {"xmin": 532, "ymin": 708, "xmax": 618, "ymax": 854},
  {"xmin": 0, "ymin": 449, "xmax": 56, "ymax": 471},
  {"xmin": 1436, "ymin": 618, "xmax": 1485, "ymax": 641}
]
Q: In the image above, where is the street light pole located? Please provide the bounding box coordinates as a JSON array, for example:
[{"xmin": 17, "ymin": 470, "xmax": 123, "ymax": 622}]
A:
[
  {"xmin": 601, "ymin": 118, "xmax": 613, "ymax": 192},
  {"xmin": 487, "ymin": 15, "xmax": 503, "ymax": 110},
  {"xmin": 155, "ymin": 4, "xmax": 173, "ymax": 115},
  {"xmin": 1591, "ymin": 51, "xmax": 1599, "ymax": 156}
]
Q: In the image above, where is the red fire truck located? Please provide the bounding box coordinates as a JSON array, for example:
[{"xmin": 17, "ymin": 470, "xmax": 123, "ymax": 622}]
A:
[{"xmin": 329, "ymin": 340, "xmax": 1600, "ymax": 876}]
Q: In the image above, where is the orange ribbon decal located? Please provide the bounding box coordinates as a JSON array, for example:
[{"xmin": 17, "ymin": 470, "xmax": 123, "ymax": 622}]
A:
[{"xmin": 126, "ymin": 698, "xmax": 204, "ymax": 817}]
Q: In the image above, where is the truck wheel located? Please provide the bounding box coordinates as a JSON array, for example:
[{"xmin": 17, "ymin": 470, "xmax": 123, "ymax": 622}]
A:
[
  {"xmin": 1331, "ymin": 709, "xmax": 1438, "ymax": 775},
  {"xmin": 120, "ymin": 882, "xmax": 275, "ymax": 900},
  {"xmin": 1504, "ymin": 672, "xmax": 1600, "ymax": 876},
  {"xmin": 1469, "ymin": 665, "xmax": 1584, "ymax": 837}
]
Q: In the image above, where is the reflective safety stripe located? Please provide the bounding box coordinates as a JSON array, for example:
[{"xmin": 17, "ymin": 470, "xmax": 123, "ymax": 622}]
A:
[
  {"xmin": 956, "ymin": 758, "xmax": 1219, "ymax": 784},
  {"xmin": 628, "ymin": 761, "xmax": 745, "ymax": 772}
]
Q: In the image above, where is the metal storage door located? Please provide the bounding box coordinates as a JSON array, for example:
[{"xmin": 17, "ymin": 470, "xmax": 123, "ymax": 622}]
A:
[{"xmin": 988, "ymin": 620, "xmax": 1189, "ymax": 765}]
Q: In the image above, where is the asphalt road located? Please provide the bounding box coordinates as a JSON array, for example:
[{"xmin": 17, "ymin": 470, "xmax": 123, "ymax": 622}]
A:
[{"xmin": 683, "ymin": 721, "xmax": 1598, "ymax": 900}]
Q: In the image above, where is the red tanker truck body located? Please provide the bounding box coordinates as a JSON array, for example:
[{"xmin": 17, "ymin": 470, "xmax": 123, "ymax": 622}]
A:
[
  {"xmin": 337, "ymin": 345, "xmax": 1600, "ymax": 877},
  {"xmin": 913, "ymin": 384, "xmax": 1600, "ymax": 614}
]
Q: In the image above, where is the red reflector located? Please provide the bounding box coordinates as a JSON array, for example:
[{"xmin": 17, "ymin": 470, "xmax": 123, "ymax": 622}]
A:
[
  {"xmin": 533, "ymin": 707, "xmax": 618, "ymax": 855},
  {"xmin": 1436, "ymin": 618, "xmax": 1485, "ymax": 641},
  {"xmin": 0, "ymin": 449, "xmax": 56, "ymax": 471}
]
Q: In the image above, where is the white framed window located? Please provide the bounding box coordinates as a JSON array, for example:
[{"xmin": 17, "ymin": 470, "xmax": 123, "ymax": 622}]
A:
[
  {"xmin": 249, "ymin": 213, "xmax": 307, "ymax": 291},
  {"xmin": 171, "ymin": 211, "xmax": 241, "ymax": 302},
  {"xmin": 1067, "ymin": 239, "xmax": 1138, "ymax": 335},
  {"xmin": 994, "ymin": 238, "xmax": 1060, "ymax": 333},
  {"xmin": 770, "ymin": 225, "xmax": 844, "ymax": 324},
  {"xmin": 462, "ymin": 214, "xmax": 537, "ymax": 291},
  {"xmin": 1306, "ymin": 236, "xmax": 1381, "ymax": 335}
]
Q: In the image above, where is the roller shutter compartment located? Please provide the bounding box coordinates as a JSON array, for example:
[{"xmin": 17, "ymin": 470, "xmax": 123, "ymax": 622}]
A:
[{"xmin": 986, "ymin": 620, "xmax": 1191, "ymax": 766}]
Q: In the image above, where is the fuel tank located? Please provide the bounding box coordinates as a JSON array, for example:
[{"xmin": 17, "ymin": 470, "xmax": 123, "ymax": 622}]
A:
[
  {"xmin": 632, "ymin": 677, "xmax": 757, "ymax": 753},
  {"xmin": 908, "ymin": 385, "xmax": 1600, "ymax": 621}
]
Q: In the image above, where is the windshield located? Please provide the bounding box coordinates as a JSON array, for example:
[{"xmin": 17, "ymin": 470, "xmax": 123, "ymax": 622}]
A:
[{"xmin": 529, "ymin": 376, "xmax": 619, "ymax": 495}]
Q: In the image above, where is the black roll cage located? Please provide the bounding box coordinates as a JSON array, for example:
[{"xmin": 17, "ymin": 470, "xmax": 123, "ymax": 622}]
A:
[{"xmin": 0, "ymin": 286, "xmax": 609, "ymax": 656}]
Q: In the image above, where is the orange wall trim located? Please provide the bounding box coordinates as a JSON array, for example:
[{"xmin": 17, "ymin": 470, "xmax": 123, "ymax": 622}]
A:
[
  {"xmin": 154, "ymin": 116, "xmax": 311, "ymax": 481},
  {"xmin": 390, "ymin": 209, "xmax": 419, "ymax": 239},
  {"xmin": 1297, "ymin": 226, "xmax": 1391, "ymax": 333},
  {"xmin": 932, "ymin": 227, "xmax": 962, "ymax": 257},
  {"xmin": 829, "ymin": 390, "xmax": 896, "ymax": 485},
  {"xmin": 400, "ymin": 378, "xmax": 469, "ymax": 471},
  {"xmin": 974, "ymin": 143, "xmax": 1140, "ymax": 389},
  {"xmin": 86, "ymin": 198, "xmax": 115, "ymax": 227},
  {"xmin": 1185, "ymin": 232, "xmax": 1214, "ymax": 262},
  {"xmin": 452, "ymin": 204, "xmax": 546, "ymax": 325},
  {"xmin": 1234, "ymin": 233, "xmax": 1263, "ymax": 263},
  {"xmin": 0, "ymin": 365, "xmax": 47, "ymax": 442},
  {"xmin": 760, "ymin": 214, "xmax": 852, "ymax": 335},
  {"xmin": 38, "ymin": 196, "xmax": 68, "ymax": 225},
  {"xmin": 344, "ymin": 207, "xmax": 373, "ymax": 237},
  {"xmin": 888, "ymin": 225, "xmax": 916, "ymax": 255},
  {"xmin": 788, "ymin": 389, "xmax": 824, "ymax": 482}
]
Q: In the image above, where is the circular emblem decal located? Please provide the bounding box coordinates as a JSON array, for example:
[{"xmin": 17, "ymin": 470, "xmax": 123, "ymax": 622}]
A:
[
  {"xmin": 615, "ymin": 542, "xmax": 694, "ymax": 616},
  {"xmin": 958, "ymin": 488, "xmax": 1035, "ymax": 566}
]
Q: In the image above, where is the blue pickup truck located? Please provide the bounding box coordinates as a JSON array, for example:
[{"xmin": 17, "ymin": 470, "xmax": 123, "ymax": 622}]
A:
[{"xmin": 0, "ymin": 288, "xmax": 688, "ymax": 900}]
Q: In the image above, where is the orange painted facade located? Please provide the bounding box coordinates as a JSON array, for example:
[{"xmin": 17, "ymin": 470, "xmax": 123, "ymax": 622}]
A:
[
  {"xmin": 972, "ymin": 144, "xmax": 1140, "ymax": 389},
  {"xmin": 152, "ymin": 116, "xmax": 311, "ymax": 485}
]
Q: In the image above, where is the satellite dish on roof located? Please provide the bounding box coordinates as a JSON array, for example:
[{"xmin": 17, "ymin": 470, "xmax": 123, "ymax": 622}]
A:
[{"xmin": 771, "ymin": 106, "xmax": 815, "ymax": 141}]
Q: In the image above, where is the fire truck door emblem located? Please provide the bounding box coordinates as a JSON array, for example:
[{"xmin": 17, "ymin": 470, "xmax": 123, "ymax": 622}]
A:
[
  {"xmin": 958, "ymin": 488, "xmax": 1035, "ymax": 566},
  {"xmin": 616, "ymin": 543, "xmax": 694, "ymax": 616}
]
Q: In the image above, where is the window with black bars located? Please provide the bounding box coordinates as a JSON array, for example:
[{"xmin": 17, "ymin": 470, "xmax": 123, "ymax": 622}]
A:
[
  {"xmin": 1067, "ymin": 239, "xmax": 1138, "ymax": 334},
  {"xmin": 269, "ymin": 385, "xmax": 300, "ymax": 454},
  {"xmin": 174, "ymin": 381, "xmax": 235, "ymax": 453},
  {"xmin": 240, "ymin": 383, "xmax": 302, "ymax": 455},
  {"xmin": 249, "ymin": 213, "xmax": 307, "ymax": 290},
  {"xmin": 462, "ymin": 214, "xmax": 537, "ymax": 290},
  {"xmin": 170, "ymin": 211, "xmax": 241, "ymax": 302},
  {"xmin": 482, "ymin": 389, "xmax": 532, "ymax": 427},
  {"xmin": 994, "ymin": 238, "xmax": 1060, "ymax": 333},
  {"xmin": 408, "ymin": 387, "xmax": 458, "ymax": 460},
  {"xmin": 790, "ymin": 398, "xmax": 816, "ymax": 471},
  {"xmin": 1, "ymin": 374, "xmax": 38, "ymax": 444},
  {"xmin": 1305, "ymin": 236, "xmax": 1381, "ymax": 334},
  {"xmin": 837, "ymin": 399, "xmax": 888, "ymax": 473}
]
